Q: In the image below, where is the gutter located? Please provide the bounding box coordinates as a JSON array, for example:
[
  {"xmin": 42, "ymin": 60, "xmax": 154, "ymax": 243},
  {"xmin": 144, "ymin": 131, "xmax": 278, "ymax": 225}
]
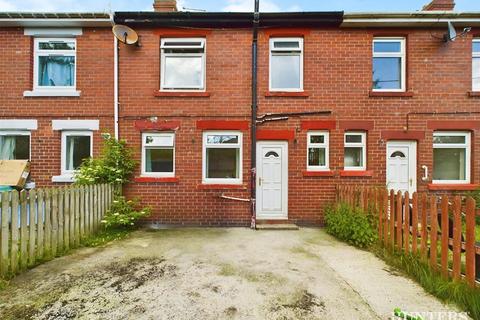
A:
[
  {"xmin": 342, "ymin": 12, "xmax": 480, "ymax": 27},
  {"xmin": 0, "ymin": 18, "xmax": 112, "ymax": 27}
]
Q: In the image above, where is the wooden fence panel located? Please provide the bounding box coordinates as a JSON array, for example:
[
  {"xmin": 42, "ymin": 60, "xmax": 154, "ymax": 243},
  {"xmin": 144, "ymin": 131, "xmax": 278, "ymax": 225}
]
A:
[
  {"xmin": 465, "ymin": 197, "xmax": 476, "ymax": 286},
  {"xmin": 383, "ymin": 190, "xmax": 389, "ymax": 246},
  {"xmin": 411, "ymin": 193, "xmax": 418, "ymax": 254},
  {"xmin": 429, "ymin": 196, "xmax": 438, "ymax": 271},
  {"xmin": 440, "ymin": 196, "xmax": 449, "ymax": 279},
  {"xmin": 74, "ymin": 188, "xmax": 80, "ymax": 247},
  {"xmin": 19, "ymin": 191, "xmax": 28, "ymax": 270},
  {"xmin": 28, "ymin": 190, "xmax": 36, "ymax": 266},
  {"xmin": 420, "ymin": 193, "xmax": 428, "ymax": 260},
  {"xmin": 10, "ymin": 191, "xmax": 19, "ymax": 274},
  {"xmin": 64, "ymin": 188, "xmax": 70, "ymax": 252},
  {"xmin": 396, "ymin": 191, "xmax": 403, "ymax": 249},
  {"xmin": 69, "ymin": 189, "xmax": 75, "ymax": 248},
  {"xmin": 51, "ymin": 189, "xmax": 58, "ymax": 257},
  {"xmin": 0, "ymin": 191, "xmax": 9, "ymax": 277},
  {"xmin": 389, "ymin": 190, "xmax": 395, "ymax": 248},
  {"xmin": 57, "ymin": 189, "xmax": 64, "ymax": 254},
  {"xmin": 452, "ymin": 196, "xmax": 462, "ymax": 281},
  {"xmin": 44, "ymin": 190, "xmax": 51, "ymax": 259},
  {"xmin": 36, "ymin": 190, "xmax": 44, "ymax": 259},
  {"xmin": 403, "ymin": 192, "xmax": 410, "ymax": 253}
]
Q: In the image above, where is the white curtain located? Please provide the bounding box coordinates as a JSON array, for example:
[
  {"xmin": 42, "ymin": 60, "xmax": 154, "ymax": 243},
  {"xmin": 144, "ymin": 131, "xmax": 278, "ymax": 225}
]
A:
[{"xmin": 0, "ymin": 136, "xmax": 15, "ymax": 160}]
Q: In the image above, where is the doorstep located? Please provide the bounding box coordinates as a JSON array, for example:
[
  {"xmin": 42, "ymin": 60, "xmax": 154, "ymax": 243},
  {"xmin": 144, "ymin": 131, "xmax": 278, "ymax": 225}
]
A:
[{"xmin": 255, "ymin": 220, "xmax": 299, "ymax": 230}]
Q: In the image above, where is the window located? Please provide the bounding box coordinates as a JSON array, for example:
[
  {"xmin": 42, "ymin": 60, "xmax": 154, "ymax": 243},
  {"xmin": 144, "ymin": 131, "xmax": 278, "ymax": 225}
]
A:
[
  {"xmin": 344, "ymin": 132, "xmax": 366, "ymax": 170},
  {"xmin": 473, "ymin": 39, "xmax": 480, "ymax": 91},
  {"xmin": 269, "ymin": 38, "xmax": 303, "ymax": 91},
  {"xmin": 202, "ymin": 131, "xmax": 242, "ymax": 184},
  {"xmin": 0, "ymin": 131, "xmax": 30, "ymax": 160},
  {"xmin": 372, "ymin": 38, "xmax": 406, "ymax": 91},
  {"xmin": 307, "ymin": 131, "xmax": 329, "ymax": 171},
  {"xmin": 160, "ymin": 38, "xmax": 206, "ymax": 91},
  {"xmin": 61, "ymin": 131, "xmax": 92, "ymax": 176},
  {"xmin": 141, "ymin": 133, "xmax": 175, "ymax": 177},
  {"xmin": 433, "ymin": 132, "xmax": 470, "ymax": 184},
  {"xmin": 34, "ymin": 38, "xmax": 76, "ymax": 91}
]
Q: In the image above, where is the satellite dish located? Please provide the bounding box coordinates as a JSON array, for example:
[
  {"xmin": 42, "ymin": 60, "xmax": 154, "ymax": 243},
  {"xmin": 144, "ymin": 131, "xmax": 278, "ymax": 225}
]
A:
[
  {"xmin": 112, "ymin": 24, "xmax": 139, "ymax": 46},
  {"xmin": 443, "ymin": 21, "xmax": 457, "ymax": 42}
]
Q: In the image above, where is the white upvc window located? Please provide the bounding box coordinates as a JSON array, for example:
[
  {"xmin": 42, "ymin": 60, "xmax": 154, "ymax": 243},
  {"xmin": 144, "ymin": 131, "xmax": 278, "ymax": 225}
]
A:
[
  {"xmin": 269, "ymin": 37, "xmax": 304, "ymax": 92},
  {"xmin": 202, "ymin": 131, "xmax": 242, "ymax": 184},
  {"xmin": 344, "ymin": 132, "xmax": 366, "ymax": 171},
  {"xmin": 307, "ymin": 131, "xmax": 329, "ymax": 171},
  {"xmin": 61, "ymin": 130, "xmax": 92, "ymax": 177},
  {"xmin": 141, "ymin": 132, "xmax": 175, "ymax": 177},
  {"xmin": 473, "ymin": 39, "xmax": 480, "ymax": 91},
  {"xmin": 372, "ymin": 37, "xmax": 406, "ymax": 92},
  {"xmin": 33, "ymin": 38, "xmax": 76, "ymax": 92},
  {"xmin": 0, "ymin": 131, "xmax": 31, "ymax": 160},
  {"xmin": 160, "ymin": 38, "xmax": 206, "ymax": 91},
  {"xmin": 433, "ymin": 131, "xmax": 471, "ymax": 184}
]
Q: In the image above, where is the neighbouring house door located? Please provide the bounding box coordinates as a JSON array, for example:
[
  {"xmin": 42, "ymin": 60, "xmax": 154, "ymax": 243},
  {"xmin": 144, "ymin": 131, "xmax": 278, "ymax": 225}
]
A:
[
  {"xmin": 256, "ymin": 141, "xmax": 288, "ymax": 219},
  {"xmin": 386, "ymin": 141, "xmax": 417, "ymax": 195}
]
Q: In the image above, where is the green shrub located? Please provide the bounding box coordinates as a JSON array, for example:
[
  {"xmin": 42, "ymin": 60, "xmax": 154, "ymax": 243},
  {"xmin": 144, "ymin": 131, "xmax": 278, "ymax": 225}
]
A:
[
  {"xmin": 325, "ymin": 203, "xmax": 377, "ymax": 248},
  {"xmin": 75, "ymin": 134, "xmax": 137, "ymax": 185},
  {"xmin": 101, "ymin": 196, "xmax": 151, "ymax": 229}
]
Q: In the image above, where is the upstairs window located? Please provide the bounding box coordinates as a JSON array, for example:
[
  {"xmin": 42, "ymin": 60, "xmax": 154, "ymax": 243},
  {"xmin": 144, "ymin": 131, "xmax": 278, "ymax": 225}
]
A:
[
  {"xmin": 433, "ymin": 132, "xmax": 470, "ymax": 184},
  {"xmin": 307, "ymin": 131, "xmax": 329, "ymax": 171},
  {"xmin": 34, "ymin": 38, "xmax": 76, "ymax": 90},
  {"xmin": 344, "ymin": 132, "xmax": 366, "ymax": 171},
  {"xmin": 473, "ymin": 39, "xmax": 480, "ymax": 91},
  {"xmin": 372, "ymin": 38, "xmax": 406, "ymax": 91},
  {"xmin": 269, "ymin": 38, "xmax": 303, "ymax": 91},
  {"xmin": 61, "ymin": 131, "xmax": 92, "ymax": 176},
  {"xmin": 141, "ymin": 133, "xmax": 175, "ymax": 177},
  {"xmin": 160, "ymin": 38, "xmax": 206, "ymax": 91},
  {"xmin": 0, "ymin": 131, "xmax": 30, "ymax": 160},
  {"xmin": 203, "ymin": 132, "xmax": 242, "ymax": 184}
]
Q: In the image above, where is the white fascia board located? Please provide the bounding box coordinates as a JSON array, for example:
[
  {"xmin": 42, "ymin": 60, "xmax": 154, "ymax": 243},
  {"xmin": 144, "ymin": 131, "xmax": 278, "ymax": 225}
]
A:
[
  {"xmin": 24, "ymin": 27, "xmax": 82, "ymax": 36},
  {"xmin": 342, "ymin": 17, "xmax": 480, "ymax": 27},
  {"xmin": 0, "ymin": 119, "xmax": 38, "ymax": 130},
  {"xmin": 52, "ymin": 120, "xmax": 99, "ymax": 131}
]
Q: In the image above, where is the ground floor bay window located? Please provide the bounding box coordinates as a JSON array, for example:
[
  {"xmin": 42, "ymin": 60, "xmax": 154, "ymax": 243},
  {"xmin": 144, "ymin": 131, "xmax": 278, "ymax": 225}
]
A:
[
  {"xmin": 202, "ymin": 131, "xmax": 242, "ymax": 184},
  {"xmin": 433, "ymin": 131, "xmax": 471, "ymax": 184},
  {"xmin": 0, "ymin": 131, "xmax": 30, "ymax": 160}
]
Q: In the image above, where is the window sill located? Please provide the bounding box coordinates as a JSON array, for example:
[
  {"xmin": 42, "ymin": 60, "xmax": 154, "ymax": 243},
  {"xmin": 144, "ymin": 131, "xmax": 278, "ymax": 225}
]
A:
[
  {"xmin": 52, "ymin": 175, "xmax": 74, "ymax": 183},
  {"xmin": 468, "ymin": 91, "xmax": 480, "ymax": 98},
  {"xmin": 369, "ymin": 91, "xmax": 413, "ymax": 98},
  {"xmin": 265, "ymin": 91, "xmax": 310, "ymax": 98},
  {"xmin": 427, "ymin": 183, "xmax": 479, "ymax": 191},
  {"xmin": 153, "ymin": 91, "xmax": 210, "ymax": 97},
  {"xmin": 198, "ymin": 184, "xmax": 247, "ymax": 190},
  {"xmin": 302, "ymin": 170, "xmax": 335, "ymax": 177},
  {"xmin": 134, "ymin": 177, "xmax": 179, "ymax": 183},
  {"xmin": 24, "ymin": 90, "xmax": 81, "ymax": 97},
  {"xmin": 339, "ymin": 170, "xmax": 373, "ymax": 177}
]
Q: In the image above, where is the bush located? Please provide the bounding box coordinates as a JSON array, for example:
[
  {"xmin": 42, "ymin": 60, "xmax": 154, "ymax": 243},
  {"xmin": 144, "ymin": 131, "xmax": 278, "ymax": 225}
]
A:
[
  {"xmin": 101, "ymin": 196, "xmax": 151, "ymax": 229},
  {"xmin": 324, "ymin": 203, "xmax": 377, "ymax": 248},
  {"xmin": 75, "ymin": 134, "xmax": 137, "ymax": 185}
]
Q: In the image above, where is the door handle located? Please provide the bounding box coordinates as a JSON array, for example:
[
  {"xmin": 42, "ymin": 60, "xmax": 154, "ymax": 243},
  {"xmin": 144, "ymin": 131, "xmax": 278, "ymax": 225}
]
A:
[
  {"xmin": 259, "ymin": 177, "xmax": 262, "ymax": 186},
  {"xmin": 421, "ymin": 165, "xmax": 428, "ymax": 182},
  {"xmin": 409, "ymin": 178, "xmax": 413, "ymax": 187}
]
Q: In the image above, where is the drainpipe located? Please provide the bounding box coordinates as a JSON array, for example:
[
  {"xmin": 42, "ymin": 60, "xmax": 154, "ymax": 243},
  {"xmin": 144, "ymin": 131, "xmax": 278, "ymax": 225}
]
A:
[
  {"xmin": 250, "ymin": 0, "xmax": 259, "ymax": 229},
  {"xmin": 113, "ymin": 35, "xmax": 119, "ymax": 140}
]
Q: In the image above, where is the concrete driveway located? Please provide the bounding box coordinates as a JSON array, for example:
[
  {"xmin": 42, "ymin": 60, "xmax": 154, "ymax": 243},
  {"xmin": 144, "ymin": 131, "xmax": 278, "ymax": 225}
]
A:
[{"xmin": 0, "ymin": 228, "xmax": 466, "ymax": 320}]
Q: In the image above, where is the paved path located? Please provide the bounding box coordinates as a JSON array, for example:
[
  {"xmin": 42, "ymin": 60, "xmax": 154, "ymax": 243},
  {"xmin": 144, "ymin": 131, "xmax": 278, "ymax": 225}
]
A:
[{"xmin": 0, "ymin": 228, "xmax": 466, "ymax": 319}]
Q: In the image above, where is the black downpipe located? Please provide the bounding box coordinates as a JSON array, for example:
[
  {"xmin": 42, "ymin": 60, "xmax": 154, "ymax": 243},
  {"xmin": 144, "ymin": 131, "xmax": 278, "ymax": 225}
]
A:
[{"xmin": 250, "ymin": 0, "xmax": 259, "ymax": 229}]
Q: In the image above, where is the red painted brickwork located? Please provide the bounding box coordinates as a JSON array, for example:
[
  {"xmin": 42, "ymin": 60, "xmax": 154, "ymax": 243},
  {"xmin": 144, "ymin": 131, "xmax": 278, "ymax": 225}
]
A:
[
  {"xmin": 118, "ymin": 26, "xmax": 480, "ymax": 226},
  {"xmin": 0, "ymin": 27, "xmax": 114, "ymax": 186}
]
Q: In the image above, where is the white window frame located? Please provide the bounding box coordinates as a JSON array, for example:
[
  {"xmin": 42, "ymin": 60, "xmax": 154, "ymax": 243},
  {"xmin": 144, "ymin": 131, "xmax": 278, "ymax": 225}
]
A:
[
  {"xmin": 160, "ymin": 38, "xmax": 206, "ymax": 92},
  {"xmin": 344, "ymin": 131, "xmax": 367, "ymax": 171},
  {"xmin": 306, "ymin": 131, "xmax": 329, "ymax": 171},
  {"xmin": 60, "ymin": 130, "xmax": 93, "ymax": 177},
  {"xmin": 0, "ymin": 130, "xmax": 31, "ymax": 160},
  {"xmin": 202, "ymin": 131, "xmax": 243, "ymax": 185},
  {"xmin": 473, "ymin": 39, "xmax": 480, "ymax": 91},
  {"xmin": 372, "ymin": 37, "xmax": 406, "ymax": 92},
  {"xmin": 432, "ymin": 131, "xmax": 471, "ymax": 184},
  {"xmin": 33, "ymin": 37, "xmax": 77, "ymax": 92},
  {"xmin": 141, "ymin": 132, "xmax": 175, "ymax": 178},
  {"xmin": 269, "ymin": 37, "xmax": 304, "ymax": 92}
]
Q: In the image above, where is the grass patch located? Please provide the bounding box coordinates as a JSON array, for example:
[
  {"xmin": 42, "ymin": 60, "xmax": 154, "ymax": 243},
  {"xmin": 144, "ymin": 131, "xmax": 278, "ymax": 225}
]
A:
[
  {"xmin": 81, "ymin": 227, "xmax": 133, "ymax": 247},
  {"xmin": 373, "ymin": 246, "xmax": 480, "ymax": 320},
  {"xmin": 0, "ymin": 279, "xmax": 9, "ymax": 291}
]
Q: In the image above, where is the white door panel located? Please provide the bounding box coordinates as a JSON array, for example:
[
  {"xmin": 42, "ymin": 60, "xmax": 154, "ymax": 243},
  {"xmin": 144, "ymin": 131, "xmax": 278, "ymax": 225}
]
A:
[{"xmin": 386, "ymin": 141, "xmax": 417, "ymax": 195}]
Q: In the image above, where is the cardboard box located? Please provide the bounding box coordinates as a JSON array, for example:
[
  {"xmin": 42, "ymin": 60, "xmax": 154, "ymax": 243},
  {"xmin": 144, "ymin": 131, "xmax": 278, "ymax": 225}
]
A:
[{"xmin": 0, "ymin": 160, "xmax": 30, "ymax": 188}]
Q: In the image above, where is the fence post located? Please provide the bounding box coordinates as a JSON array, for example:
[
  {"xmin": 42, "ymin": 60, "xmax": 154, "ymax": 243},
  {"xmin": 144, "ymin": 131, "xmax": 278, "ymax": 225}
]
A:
[
  {"xmin": 28, "ymin": 190, "xmax": 36, "ymax": 266},
  {"xmin": 429, "ymin": 195, "xmax": 438, "ymax": 271},
  {"xmin": 74, "ymin": 187, "xmax": 80, "ymax": 247},
  {"xmin": 403, "ymin": 191, "xmax": 410, "ymax": 253},
  {"xmin": 64, "ymin": 188, "xmax": 70, "ymax": 251},
  {"xmin": 411, "ymin": 192, "xmax": 418, "ymax": 254},
  {"xmin": 383, "ymin": 190, "xmax": 389, "ymax": 247},
  {"xmin": 57, "ymin": 188, "xmax": 64, "ymax": 254},
  {"xmin": 396, "ymin": 191, "xmax": 403, "ymax": 250},
  {"xmin": 465, "ymin": 197, "xmax": 476, "ymax": 286},
  {"xmin": 36, "ymin": 189, "xmax": 44, "ymax": 260},
  {"xmin": 0, "ymin": 191, "xmax": 9, "ymax": 277},
  {"xmin": 452, "ymin": 196, "xmax": 462, "ymax": 281},
  {"xmin": 10, "ymin": 190, "xmax": 19, "ymax": 274},
  {"xmin": 19, "ymin": 190, "xmax": 28, "ymax": 270},
  {"xmin": 440, "ymin": 195, "xmax": 449, "ymax": 279},
  {"xmin": 69, "ymin": 187, "xmax": 75, "ymax": 248},
  {"xmin": 44, "ymin": 189, "xmax": 52, "ymax": 259},
  {"xmin": 51, "ymin": 189, "xmax": 58, "ymax": 257},
  {"xmin": 420, "ymin": 193, "xmax": 428, "ymax": 260},
  {"xmin": 389, "ymin": 189, "xmax": 395, "ymax": 249}
]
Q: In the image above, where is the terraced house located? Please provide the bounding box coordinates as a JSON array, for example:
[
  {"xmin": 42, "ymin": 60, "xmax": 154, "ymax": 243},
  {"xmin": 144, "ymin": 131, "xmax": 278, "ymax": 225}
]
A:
[{"xmin": 1, "ymin": 0, "xmax": 480, "ymax": 227}]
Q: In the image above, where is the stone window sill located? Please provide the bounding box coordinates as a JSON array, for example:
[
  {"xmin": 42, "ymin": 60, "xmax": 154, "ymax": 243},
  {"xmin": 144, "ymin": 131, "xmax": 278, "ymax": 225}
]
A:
[
  {"xmin": 52, "ymin": 175, "xmax": 74, "ymax": 183},
  {"xmin": 24, "ymin": 90, "xmax": 81, "ymax": 97}
]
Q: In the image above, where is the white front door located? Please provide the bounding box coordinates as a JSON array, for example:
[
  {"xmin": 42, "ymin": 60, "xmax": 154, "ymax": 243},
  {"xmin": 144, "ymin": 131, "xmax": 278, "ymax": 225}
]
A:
[
  {"xmin": 386, "ymin": 141, "xmax": 417, "ymax": 194},
  {"xmin": 256, "ymin": 141, "xmax": 288, "ymax": 219}
]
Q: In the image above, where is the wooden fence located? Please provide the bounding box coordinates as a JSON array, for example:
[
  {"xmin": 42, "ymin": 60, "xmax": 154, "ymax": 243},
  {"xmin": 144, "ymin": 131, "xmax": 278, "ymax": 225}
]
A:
[
  {"xmin": 336, "ymin": 185, "xmax": 480, "ymax": 288},
  {"xmin": 0, "ymin": 184, "xmax": 116, "ymax": 279}
]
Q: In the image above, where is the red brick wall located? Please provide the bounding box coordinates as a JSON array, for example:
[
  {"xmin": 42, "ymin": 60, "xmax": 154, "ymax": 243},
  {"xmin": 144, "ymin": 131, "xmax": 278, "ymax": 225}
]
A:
[
  {"xmin": 119, "ymin": 26, "xmax": 480, "ymax": 226},
  {"xmin": 0, "ymin": 27, "xmax": 115, "ymax": 186}
]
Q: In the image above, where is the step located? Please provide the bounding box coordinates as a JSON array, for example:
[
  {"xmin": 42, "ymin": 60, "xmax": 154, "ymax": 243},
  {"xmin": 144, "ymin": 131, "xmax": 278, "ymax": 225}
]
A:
[{"xmin": 255, "ymin": 223, "xmax": 299, "ymax": 230}]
